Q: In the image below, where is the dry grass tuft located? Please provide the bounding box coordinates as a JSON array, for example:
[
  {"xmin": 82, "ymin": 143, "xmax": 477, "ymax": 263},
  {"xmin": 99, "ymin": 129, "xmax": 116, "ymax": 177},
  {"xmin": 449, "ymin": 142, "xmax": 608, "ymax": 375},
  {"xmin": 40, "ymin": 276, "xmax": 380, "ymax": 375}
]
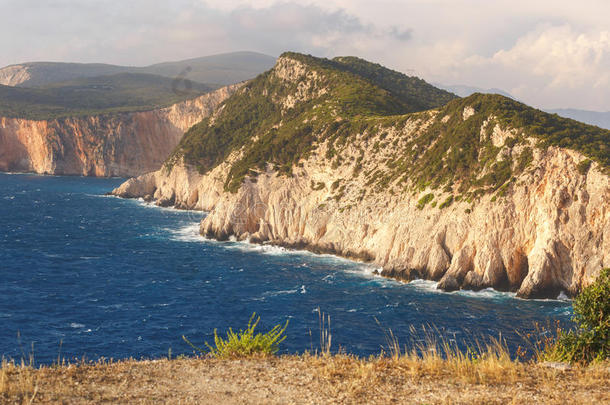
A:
[{"xmin": 0, "ymin": 359, "xmax": 38, "ymax": 404}]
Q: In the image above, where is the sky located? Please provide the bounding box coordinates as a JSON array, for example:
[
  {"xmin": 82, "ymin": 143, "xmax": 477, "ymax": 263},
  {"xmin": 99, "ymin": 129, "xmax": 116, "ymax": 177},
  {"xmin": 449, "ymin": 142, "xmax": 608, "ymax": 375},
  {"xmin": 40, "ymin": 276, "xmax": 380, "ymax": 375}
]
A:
[{"xmin": 1, "ymin": 0, "xmax": 609, "ymax": 111}]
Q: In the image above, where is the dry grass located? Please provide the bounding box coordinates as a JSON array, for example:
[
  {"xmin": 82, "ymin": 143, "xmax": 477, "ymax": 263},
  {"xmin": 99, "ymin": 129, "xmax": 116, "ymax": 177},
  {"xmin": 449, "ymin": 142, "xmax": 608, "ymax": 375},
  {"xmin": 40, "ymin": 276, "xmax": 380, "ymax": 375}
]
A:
[
  {"xmin": 1, "ymin": 353, "xmax": 607, "ymax": 404},
  {"xmin": 2, "ymin": 319, "xmax": 607, "ymax": 404}
]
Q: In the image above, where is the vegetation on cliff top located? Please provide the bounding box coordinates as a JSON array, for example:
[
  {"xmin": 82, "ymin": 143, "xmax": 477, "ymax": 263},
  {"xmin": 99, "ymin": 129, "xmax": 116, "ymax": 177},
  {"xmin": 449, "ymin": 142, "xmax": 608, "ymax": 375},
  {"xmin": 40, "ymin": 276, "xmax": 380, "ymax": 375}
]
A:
[
  {"xmin": 169, "ymin": 51, "xmax": 610, "ymax": 194},
  {"xmin": 543, "ymin": 268, "xmax": 609, "ymax": 364},
  {"xmin": 0, "ymin": 73, "xmax": 215, "ymax": 120},
  {"xmin": 183, "ymin": 313, "xmax": 289, "ymax": 358}
]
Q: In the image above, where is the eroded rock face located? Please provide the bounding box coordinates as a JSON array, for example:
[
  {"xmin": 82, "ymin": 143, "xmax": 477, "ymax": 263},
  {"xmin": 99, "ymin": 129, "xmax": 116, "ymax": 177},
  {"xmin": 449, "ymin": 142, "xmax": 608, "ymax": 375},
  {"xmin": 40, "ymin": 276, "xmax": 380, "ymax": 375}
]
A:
[
  {"xmin": 0, "ymin": 84, "xmax": 241, "ymax": 177},
  {"xmin": 0, "ymin": 65, "xmax": 31, "ymax": 86},
  {"xmin": 112, "ymin": 140, "xmax": 609, "ymax": 299}
]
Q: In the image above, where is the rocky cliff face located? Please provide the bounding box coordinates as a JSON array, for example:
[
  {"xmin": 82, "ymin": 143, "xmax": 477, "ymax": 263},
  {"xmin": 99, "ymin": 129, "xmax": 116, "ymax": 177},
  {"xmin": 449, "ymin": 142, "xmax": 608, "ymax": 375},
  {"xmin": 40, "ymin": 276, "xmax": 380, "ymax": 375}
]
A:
[
  {"xmin": 0, "ymin": 84, "xmax": 240, "ymax": 176},
  {"xmin": 0, "ymin": 65, "xmax": 31, "ymax": 87},
  {"xmin": 111, "ymin": 54, "xmax": 609, "ymax": 298}
]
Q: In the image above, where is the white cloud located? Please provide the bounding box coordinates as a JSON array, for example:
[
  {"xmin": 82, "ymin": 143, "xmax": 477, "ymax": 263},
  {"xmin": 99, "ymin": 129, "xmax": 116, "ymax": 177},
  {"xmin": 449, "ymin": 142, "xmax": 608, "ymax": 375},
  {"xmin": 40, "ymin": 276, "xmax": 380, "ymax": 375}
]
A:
[
  {"xmin": 1, "ymin": 0, "xmax": 609, "ymax": 110},
  {"xmin": 449, "ymin": 25, "xmax": 610, "ymax": 110}
]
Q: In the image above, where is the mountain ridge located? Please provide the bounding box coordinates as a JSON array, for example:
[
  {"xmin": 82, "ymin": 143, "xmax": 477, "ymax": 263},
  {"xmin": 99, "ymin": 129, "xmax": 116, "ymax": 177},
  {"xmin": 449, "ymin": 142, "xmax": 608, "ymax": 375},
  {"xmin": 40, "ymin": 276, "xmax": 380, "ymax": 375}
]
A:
[
  {"xmin": 0, "ymin": 72, "xmax": 215, "ymax": 120},
  {"xmin": 434, "ymin": 83, "xmax": 610, "ymax": 130},
  {"xmin": 0, "ymin": 51, "xmax": 276, "ymax": 88}
]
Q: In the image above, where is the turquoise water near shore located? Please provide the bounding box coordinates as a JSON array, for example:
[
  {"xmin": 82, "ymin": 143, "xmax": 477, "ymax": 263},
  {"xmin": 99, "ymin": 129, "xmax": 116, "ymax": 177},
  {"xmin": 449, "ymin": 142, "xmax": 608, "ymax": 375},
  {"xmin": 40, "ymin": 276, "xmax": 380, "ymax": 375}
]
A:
[{"xmin": 0, "ymin": 173, "xmax": 573, "ymax": 364}]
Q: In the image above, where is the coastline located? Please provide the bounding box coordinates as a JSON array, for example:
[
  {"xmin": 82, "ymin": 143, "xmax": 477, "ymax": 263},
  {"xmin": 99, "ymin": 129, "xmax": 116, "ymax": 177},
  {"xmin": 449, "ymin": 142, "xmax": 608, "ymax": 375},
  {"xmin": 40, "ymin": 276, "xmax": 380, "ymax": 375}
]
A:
[{"xmin": 118, "ymin": 192, "xmax": 573, "ymax": 303}]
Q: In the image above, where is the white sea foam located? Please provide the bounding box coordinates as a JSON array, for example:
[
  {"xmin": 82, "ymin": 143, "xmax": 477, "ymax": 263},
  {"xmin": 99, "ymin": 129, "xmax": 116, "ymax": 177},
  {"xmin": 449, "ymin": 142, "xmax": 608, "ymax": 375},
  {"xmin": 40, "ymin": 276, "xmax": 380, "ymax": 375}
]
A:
[
  {"xmin": 405, "ymin": 279, "xmax": 517, "ymax": 300},
  {"xmin": 456, "ymin": 287, "xmax": 515, "ymax": 300},
  {"xmin": 169, "ymin": 223, "xmax": 203, "ymax": 242},
  {"xmin": 110, "ymin": 194, "xmax": 574, "ymax": 303},
  {"xmin": 263, "ymin": 288, "xmax": 298, "ymax": 298},
  {"xmin": 405, "ymin": 279, "xmax": 439, "ymax": 292},
  {"xmin": 70, "ymin": 322, "xmax": 85, "ymax": 328}
]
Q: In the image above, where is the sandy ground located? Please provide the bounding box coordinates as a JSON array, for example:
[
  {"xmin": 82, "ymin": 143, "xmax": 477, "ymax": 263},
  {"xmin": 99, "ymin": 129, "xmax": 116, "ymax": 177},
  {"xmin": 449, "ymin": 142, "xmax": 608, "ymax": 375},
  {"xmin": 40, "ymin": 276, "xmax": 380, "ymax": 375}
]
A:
[{"xmin": 1, "ymin": 355, "xmax": 609, "ymax": 404}]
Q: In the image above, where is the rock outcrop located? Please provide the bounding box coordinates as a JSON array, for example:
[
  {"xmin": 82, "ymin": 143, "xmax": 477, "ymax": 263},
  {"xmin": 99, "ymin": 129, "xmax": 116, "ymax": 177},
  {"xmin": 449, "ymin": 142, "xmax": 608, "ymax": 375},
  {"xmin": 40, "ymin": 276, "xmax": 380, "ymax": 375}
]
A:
[
  {"xmin": 111, "ymin": 53, "xmax": 609, "ymax": 298},
  {"xmin": 0, "ymin": 65, "xmax": 31, "ymax": 87},
  {"xmin": 0, "ymin": 84, "xmax": 241, "ymax": 176}
]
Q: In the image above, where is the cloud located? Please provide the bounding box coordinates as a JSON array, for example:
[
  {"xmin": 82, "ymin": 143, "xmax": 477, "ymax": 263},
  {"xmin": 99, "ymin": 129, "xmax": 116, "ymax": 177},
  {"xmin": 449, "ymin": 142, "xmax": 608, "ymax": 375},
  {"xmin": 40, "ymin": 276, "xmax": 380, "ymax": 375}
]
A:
[
  {"xmin": 453, "ymin": 25, "xmax": 610, "ymax": 110},
  {"xmin": 1, "ymin": 0, "xmax": 609, "ymax": 109},
  {"xmin": 0, "ymin": 1, "xmax": 412, "ymax": 67}
]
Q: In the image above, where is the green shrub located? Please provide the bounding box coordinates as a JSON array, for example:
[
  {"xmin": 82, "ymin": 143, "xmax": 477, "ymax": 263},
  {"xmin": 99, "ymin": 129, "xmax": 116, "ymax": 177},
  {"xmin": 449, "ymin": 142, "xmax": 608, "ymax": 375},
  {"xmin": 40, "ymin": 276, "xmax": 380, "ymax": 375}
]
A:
[
  {"xmin": 576, "ymin": 159, "xmax": 592, "ymax": 175},
  {"xmin": 183, "ymin": 313, "xmax": 289, "ymax": 358},
  {"xmin": 416, "ymin": 193, "xmax": 434, "ymax": 210},
  {"xmin": 517, "ymin": 147, "xmax": 533, "ymax": 172},
  {"xmin": 439, "ymin": 195, "xmax": 454, "ymax": 209},
  {"xmin": 311, "ymin": 180, "xmax": 325, "ymax": 190},
  {"xmin": 544, "ymin": 268, "xmax": 609, "ymax": 363}
]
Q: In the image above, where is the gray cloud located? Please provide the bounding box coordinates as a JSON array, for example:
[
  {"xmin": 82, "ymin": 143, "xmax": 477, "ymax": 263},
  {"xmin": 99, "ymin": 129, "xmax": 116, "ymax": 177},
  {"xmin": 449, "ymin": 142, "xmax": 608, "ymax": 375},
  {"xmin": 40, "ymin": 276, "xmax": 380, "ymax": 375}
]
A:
[
  {"xmin": 389, "ymin": 27, "xmax": 412, "ymax": 42},
  {"xmin": 0, "ymin": 0, "xmax": 397, "ymax": 66},
  {"xmin": 1, "ymin": 0, "xmax": 609, "ymax": 110}
]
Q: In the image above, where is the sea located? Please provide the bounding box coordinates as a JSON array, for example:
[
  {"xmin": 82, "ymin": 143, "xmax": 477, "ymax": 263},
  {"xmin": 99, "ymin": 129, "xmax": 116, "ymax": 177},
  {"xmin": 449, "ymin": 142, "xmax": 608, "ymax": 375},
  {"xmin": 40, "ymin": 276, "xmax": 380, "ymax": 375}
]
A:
[{"xmin": 0, "ymin": 173, "xmax": 573, "ymax": 365}]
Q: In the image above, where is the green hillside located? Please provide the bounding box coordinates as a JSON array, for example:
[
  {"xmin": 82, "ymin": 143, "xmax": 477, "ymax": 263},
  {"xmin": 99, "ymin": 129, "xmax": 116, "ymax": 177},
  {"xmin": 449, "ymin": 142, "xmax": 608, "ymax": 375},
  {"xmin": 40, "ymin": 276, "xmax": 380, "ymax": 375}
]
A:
[
  {"xmin": 170, "ymin": 52, "xmax": 455, "ymax": 191},
  {"xmin": 0, "ymin": 52, "xmax": 276, "ymax": 88},
  {"xmin": 141, "ymin": 51, "xmax": 277, "ymax": 86},
  {"xmin": 0, "ymin": 73, "xmax": 214, "ymax": 120},
  {"xmin": 170, "ymin": 52, "xmax": 609, "ymax": 196}
]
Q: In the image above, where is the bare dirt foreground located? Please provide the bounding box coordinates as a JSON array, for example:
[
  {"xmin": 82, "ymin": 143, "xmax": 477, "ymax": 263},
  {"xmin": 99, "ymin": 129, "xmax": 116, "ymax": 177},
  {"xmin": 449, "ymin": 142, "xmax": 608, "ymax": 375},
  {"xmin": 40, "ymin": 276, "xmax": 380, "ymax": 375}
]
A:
[{"xmin": 1, "ymin": 355, "xmax": 609, "ymax": 404}]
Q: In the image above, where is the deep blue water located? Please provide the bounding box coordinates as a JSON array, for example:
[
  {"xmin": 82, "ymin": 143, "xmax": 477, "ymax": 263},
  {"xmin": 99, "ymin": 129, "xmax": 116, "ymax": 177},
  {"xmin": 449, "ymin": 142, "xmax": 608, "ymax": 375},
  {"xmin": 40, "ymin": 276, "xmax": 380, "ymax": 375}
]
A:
[{"xmin": 0, "ymin": 173, "xmax": 573, "ymax": 365}]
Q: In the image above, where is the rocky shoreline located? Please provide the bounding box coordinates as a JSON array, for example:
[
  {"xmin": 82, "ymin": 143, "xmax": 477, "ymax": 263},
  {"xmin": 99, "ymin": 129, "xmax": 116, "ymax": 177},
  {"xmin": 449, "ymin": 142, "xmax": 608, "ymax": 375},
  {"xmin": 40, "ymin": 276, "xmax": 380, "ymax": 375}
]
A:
[{"xmin": 111, "ymin": 138, "xmax": 609, "ymax": 299}]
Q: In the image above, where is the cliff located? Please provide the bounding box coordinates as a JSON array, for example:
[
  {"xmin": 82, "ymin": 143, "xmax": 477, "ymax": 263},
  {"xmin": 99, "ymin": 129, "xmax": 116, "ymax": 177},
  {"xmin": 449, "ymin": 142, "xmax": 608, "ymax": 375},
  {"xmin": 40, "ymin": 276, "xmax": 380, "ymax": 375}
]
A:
[
  {"xmin": 0, "ymin": 65, "xmax": 32, "ymax": 87},
  {"xmin": 111, "ymin": 53, "xmax": 610, "ymax": 298},
  {"xmin": 0, "ymin": 84, "xmax": 240, "ymax": 176}
]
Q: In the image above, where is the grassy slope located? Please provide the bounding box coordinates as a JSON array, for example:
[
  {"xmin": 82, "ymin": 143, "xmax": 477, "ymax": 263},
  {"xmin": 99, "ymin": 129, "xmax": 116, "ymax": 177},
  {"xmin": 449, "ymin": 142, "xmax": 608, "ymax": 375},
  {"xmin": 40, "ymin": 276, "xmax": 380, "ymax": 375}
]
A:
[
  {"xmin": 171, "ymin": 52, "xmax": 458, "ymax": 191},
  {"xmin": 0, "ymin": 73, "xmax": 214, "ymax": 120},
  {"xmin": 170, "ymin": 52, "xmax": 610, "ymax": 196}
]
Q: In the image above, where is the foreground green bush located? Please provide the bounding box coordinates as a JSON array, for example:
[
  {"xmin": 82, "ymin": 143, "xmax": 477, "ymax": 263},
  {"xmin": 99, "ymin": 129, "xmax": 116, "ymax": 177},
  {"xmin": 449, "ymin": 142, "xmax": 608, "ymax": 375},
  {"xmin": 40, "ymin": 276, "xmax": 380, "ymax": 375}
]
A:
[
  {"xmin": 544, "ymin": 268, "xmax": 609, "ymax": 363},
  {"xmin": 183, "ymin": 313, "xmax": 289, "ymax": 358}
]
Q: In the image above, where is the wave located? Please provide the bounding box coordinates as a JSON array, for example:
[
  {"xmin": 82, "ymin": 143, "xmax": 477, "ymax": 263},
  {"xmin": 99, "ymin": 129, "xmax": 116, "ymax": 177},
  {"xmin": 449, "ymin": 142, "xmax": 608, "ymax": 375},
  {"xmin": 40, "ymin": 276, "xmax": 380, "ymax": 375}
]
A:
[
  {"xmin": 263, "ymin": 288, "xmax": 299, "ymax": 297},
  {"xmin": 169, "ymin": 223, "xmax": 203, "ymax": 242}
]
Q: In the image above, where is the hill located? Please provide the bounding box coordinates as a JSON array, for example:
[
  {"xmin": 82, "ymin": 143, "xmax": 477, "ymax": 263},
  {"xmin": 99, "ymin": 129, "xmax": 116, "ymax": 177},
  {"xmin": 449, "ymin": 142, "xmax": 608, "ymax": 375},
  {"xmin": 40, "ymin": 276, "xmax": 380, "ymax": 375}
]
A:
[
  {"xmin": 547, "ymin": 108, "xmax": 610, "ymax": 131},
  {"xmin": 171, "ymin": 52, "xmax": 458, "ymax": 191},
  {"xmin": 0, "ymin": 51, "xmax": 276, "ymax": 88},
  {"xmin": 140, "ymin": 51, "xmax": 277, "ymax": 86},
  {"xmin": 434, "ymin": 83, "xmax": 516, "ymax": 99},
  {"xmin": 435, "ymin": 83, "xmax": 610, "ymax": 130},
  {"xmin": 171, "ymin": 52, "xmax": 607, "ymax": 193},
  {"xmin": 114, "ymin": 52, "xmax": 609, "ymax": 299},
  {"xmin": 0, "ymin": 73, "xmax": 214, "ymax": 120}
]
